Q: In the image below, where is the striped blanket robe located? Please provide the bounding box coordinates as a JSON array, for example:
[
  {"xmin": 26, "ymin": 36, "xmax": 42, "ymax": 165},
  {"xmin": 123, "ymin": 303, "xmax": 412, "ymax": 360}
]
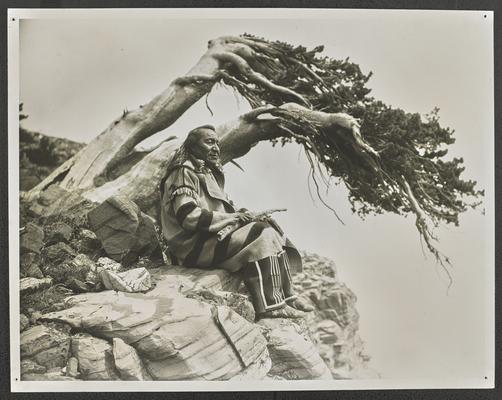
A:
[{"xmin": 160, "ymin": 158, "xmax": 302, "ymax": 274}]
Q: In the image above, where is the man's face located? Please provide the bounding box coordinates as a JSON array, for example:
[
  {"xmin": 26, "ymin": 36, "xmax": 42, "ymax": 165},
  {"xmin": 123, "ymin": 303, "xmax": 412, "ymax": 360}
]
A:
[{"xmin": 191, "ymin": 129, "xmax": 220, "ymax": 165}]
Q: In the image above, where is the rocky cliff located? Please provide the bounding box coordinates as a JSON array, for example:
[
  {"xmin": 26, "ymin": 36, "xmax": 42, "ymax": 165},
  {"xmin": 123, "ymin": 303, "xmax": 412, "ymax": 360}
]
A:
[{"xmin": 18, "ymin": 130, "xmax": 378, "ymax": 381}]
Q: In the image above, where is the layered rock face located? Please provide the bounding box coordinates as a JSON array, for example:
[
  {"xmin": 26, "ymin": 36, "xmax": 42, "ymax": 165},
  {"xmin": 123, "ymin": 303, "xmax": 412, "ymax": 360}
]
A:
[
  {"xmin": 20, "ymin": 253, "xmax": 377, "ymax": 381},
  {"xmin": 293, "ymin": 253, "xmax": 377, "ymax": 379},
  {"xmin": 30, "ymin": 274, "xmax": 271, "ymax": 380},
  {"xmin": 19, "ymin": 201, "xmax": 377, "ymax": 381},
  {"xmin": 18, "ymin": 130, "xmax": 377, "ymax": 381}
]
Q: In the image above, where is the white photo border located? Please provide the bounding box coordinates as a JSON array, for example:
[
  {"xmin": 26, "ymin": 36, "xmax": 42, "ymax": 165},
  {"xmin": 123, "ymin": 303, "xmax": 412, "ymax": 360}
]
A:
[{"xmin": 8, "ymin": 7, "xmax": 495, "ymax": 392}]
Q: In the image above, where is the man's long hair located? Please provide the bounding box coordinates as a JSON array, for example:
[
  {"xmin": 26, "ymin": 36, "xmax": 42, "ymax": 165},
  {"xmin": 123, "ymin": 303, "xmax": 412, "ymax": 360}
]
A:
[{"xmin": 159, "ymin": 124, "xmax": 217, "ymax": 198}]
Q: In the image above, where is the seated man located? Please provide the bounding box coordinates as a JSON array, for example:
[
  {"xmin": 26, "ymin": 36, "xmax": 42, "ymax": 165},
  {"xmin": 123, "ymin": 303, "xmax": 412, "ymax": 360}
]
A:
[{"xmin": 159, "ymin": 124, "xmax": 313, "ymax": 319}]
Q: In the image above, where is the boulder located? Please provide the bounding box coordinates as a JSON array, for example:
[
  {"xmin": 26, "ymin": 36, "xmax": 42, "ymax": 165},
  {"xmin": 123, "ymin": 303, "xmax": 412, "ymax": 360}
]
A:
[
  {"xmin": 71, "ymin": 333, "xmax": 120, "ymax": 380},
  {"xmin": 20, "ymin": 223, "xmax": 44, "ymax": 254},
  {"xmin": 20, "ymin": 253, "xmax": 44, "ymax": 279},
  {"xmin": 112, "ymin": 338, "xmax": 152, "ymax": 380},
  {"xmin": 20, "ymin": 277, "xmax": 53, "ymax": 294},
  {"xmin": 45, "ymin": 221, "xmax": 73, "ymax": 245},
  {"xmin": 100, "ymin": 267, "xmax": 152, "ymax": 293},
  {"xmin": 42, "ymin": 242, "xmax": 76, "ymax": 264},
  {"xmin": 88, "ymin": 196, "xmax": 162, "ymax": 265},
  {"xmin": 65, "ymin": 357, "xmax": 79, "ymax": 378},
  {"xmin": 148, "ymin": 265, "xmax": 242, "ymax": 297},
  {"xmin": 259, "ymin": 319, "xmax": 332, "ymax": 380},
  {"xmin": 20, "ymin": 325, "xmax": 60, "ymax": 357},
  {"xmin": 20, "ymin": 325, "xmax": 70, "ymax": 369},
  {"xmin": 42, "ymin": 290, "xmax": 270, "ymax": 380}
]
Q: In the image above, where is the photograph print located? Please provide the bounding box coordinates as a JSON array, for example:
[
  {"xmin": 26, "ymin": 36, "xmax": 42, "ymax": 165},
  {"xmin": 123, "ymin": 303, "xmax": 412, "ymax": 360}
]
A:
[{"xmin": 9, "ymin": 8, "xmax": 494, "ymax": 391}]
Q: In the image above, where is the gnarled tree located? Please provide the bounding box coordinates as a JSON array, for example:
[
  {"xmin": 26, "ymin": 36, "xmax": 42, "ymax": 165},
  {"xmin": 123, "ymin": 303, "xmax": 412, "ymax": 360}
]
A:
[{"xmin": 23, "ymin": 34, "xmax": 483, "ymax": 279}]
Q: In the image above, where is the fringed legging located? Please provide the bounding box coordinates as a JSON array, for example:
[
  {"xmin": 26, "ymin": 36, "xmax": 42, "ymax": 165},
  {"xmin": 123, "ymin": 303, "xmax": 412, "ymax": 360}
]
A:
[{"xmin": 241, "ymin": 249, "xmax": 297, "ymax": 314}]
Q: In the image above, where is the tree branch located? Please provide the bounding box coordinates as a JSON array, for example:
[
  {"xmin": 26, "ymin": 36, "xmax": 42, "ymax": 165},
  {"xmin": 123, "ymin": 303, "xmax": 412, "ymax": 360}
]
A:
[
  {"xmin": 400, "ymin": 176, "xmax": 452, "ymax": 286},
  {"xmin": 213, "ymin": 51, "xmax": 311, "ymax": 107}
]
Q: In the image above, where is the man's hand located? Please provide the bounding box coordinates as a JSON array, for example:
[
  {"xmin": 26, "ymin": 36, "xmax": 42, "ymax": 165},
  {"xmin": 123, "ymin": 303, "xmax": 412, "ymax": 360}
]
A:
[
  {"xmin": 233, "ymin": 208, "xmax": 285, "ymax": 224},
  {"xmin": 235, "ymin": 211, "xmax": 254, "ymax": 223},
  {"xmin": 234, "ymin": 211, "xmax": 277, "ymax": 223}
]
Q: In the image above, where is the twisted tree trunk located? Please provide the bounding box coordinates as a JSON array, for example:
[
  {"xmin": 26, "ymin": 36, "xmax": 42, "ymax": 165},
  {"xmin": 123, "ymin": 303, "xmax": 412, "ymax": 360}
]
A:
[
  {"xmin": 24, "ymin": 35, "xmax": 365, "ymax": 219},
  {"xmin": 80, "ymin": 104, "xmax": 361, "ymax": 217},
  {"xmin": 26, "ymin": 35, "xmax": 318, "ymax": 198}
]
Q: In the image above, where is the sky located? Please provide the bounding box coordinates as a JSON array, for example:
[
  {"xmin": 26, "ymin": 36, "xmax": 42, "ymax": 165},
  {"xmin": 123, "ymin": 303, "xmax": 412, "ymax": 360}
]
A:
[{"xmin": 18, "ymin": 9, "xmax": 494, "ymax": 383}]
